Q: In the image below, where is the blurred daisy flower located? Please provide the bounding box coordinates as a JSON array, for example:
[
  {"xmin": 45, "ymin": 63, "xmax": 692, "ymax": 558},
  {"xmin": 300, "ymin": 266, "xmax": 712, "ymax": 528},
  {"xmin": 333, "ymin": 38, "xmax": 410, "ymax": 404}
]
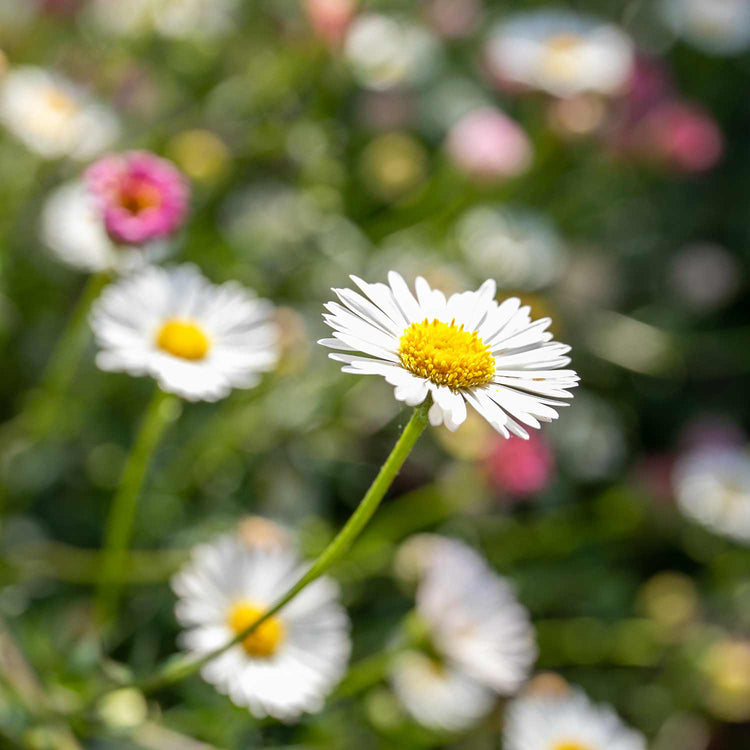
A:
[
  {"xmin": 485, "ymin": 10, "xmax": 633, "ymax": 98},
  {"xmin": 504, "ymin": 687, "xmax": 646, "ymax": 750},
  {"xmin": 320, "ymin": 272, "xmax": 578, "ymax": 437},
  {"xmin": 390, "ymin": 650, "xmax": 496, "ymax": 732},
  {"xmin": 344, "ymin": 14, "xmax": 442, "ymax": 91},
  {"xmin": 0, "ymin": 66, "xmax": 119, "ymax": 160},
  {"xmin": 41, "ymin": 181, "xmax": 161, "ymax": 273},
  {"xmin": 90, "ymin": 264, "xmax": 279, "ymax": 401},
  {"xmin": 85, "ymin": 151, "xmax": 190, "ymax": 245},
  {"xmin": 171, "ymin": 532, "xmax": 351, "ymax": 721},
  {"xmin": 88, "ymin": 0, "xmax": 237, "ymax": 40},
  {"xmin": 391, "ymin": 535, "xmax": 536, "ymax": 730},
  {"xmin": 457, "ymin": 205, "xmax": 567, "ymax": 291},
  {"xmin": 673, "ymin": 445, "xmax": 750, "ymax": 543},
  {"xmin": 445, "ymin": 106, "xmax": 533, "ymax": 182},
  {"xmin": 659, "ymin": 0, "xmax": 750, "ymax": 56}
]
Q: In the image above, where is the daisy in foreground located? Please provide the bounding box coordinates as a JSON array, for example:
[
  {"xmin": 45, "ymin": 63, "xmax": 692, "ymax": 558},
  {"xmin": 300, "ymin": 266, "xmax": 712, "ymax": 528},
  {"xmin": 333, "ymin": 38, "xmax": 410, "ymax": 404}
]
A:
[
  {"xmin": 319, "ymin": 272, "xmax": 579, "ymax": 437},
  {"xmin": 504, "ymin": 686, "xmax": 646, "ymax": 750},
  {"xmin": 90, "ymin": 264, "xmax": 279, "ymax": 401},
  {"xmin": 390, "ymin": 535, "xmax": 537, "ymax": 732},
  {"xmin": 171, "ymin": 531, "xmax": 351, "ymax": 720}
]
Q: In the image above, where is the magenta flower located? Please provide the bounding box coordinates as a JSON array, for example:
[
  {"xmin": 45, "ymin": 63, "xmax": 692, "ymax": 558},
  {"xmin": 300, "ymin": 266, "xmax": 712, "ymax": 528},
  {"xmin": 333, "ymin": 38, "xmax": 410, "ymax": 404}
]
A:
[
  {"xmin": 85, "ymin": 151, "xmax": 190, "ymax": 245},
  {"xmin": 485, "ymin": 431, "xmax": 555, "ymax": 498},
  {"xmin": 446, "ymin": 107, "xmax": 532, "ymax": 181}
]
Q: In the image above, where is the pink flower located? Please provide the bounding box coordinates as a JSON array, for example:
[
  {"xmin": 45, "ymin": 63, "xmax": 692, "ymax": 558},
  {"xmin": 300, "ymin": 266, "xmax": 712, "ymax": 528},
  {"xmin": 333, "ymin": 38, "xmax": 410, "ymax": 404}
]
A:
[
  {"xmin": 638, "ymin": 100, "xmax": 724, "ymax": 173},
  {"xmin": 85, "ymin": 151, "xmax": 190, "ymax": 245},
  {"xmin": 485, "ymin": 432, "xmax": 555, "ymax": 498},
  {"xmin": 446, "ymin": 107, "xmax": 532, "ymax": 181},
  {"xmin": 304, "ymin": 0, "xmax": 357, "ymax": 47}
]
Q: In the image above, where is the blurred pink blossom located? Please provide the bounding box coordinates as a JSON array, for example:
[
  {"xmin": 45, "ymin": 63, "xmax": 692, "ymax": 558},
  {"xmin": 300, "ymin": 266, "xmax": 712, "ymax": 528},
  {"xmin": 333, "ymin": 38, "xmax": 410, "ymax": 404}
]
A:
[
  {"xmin": 424, "ymin": 0, "xmax": 482, "ymax": 39},
  {"xmin": 637, "ymin": 100, "xmax": 723, "ymax": 173},
  {"xmin": 485, "ymin": 432, "xmax": 555, "ymax": 498},
  {"xmin": 86, "ymin": 151, "xmax": 190, "ymax": 245},
  {"xmin": 304, "ymin": 0, "xmax": 356, "ymax": 47},
  {"xmin": 446, "ymin": 107, "xmax": 532, "ymax": 181},
  {"xmin": 608, "ymin": 57, "xmax": 723, "ymax": 173}
]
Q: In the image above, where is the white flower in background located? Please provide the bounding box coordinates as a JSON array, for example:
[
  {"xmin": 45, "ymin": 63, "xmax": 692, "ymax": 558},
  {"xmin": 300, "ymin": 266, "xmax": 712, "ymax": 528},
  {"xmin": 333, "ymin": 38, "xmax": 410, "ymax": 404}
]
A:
[
  {"xmin": 486, "ymin": 11, "xmax": 634, "ymax": 97},
  {"xmin": 457, "ymin": 205, "xmax": 568, "ymax": 291},
  {"xmin": 390, "ymin": 650, "xmax": 496, "ymax": 732},
  {"xmin": 546, "ymin": 390, "xmax": 626, "ymax": 482},
  {"xmin": 673, "ymin": 446, "xmax": 750, "ymax": 543},
  {"xmin": 416, "ymin": 536, "xmax": 537, "ymax": 694},
  {"xmin": 504, "ymin": 688, "xmax": 646, "ymax": 750},
  {"xmin": 319, "ymin": 272, "xmax": 578, "ymax": 438},
  {"xmin": 390, "ymin": 535, "xmax": 536, "ymax": 731},
  {"xmin": 344, "ymin": 14, "xmax": 442, "ymax": 90},
  {"xmin": 172, "ymin": 533, "xmax": 351, "ymax": 721},
  {"xmin": 90, "ymin": 264, "xmax": 279, "ymax": 401},
  {"xmin": 40, "ymin": 181, "xmax": 168, "ymax": 273},
  {"xmin": 88, "ymin": 0, "xmax": 237, "ymax": 39},
  {"xmin": 152, "ymin": 0, "xmax": 237, "ymax": 39},
  {"xmin": 659, "ymin": 0, "xmax": 750, "ymax": 56},
  {"xmin": 0, "ymin": 67, "xmax": 119, "ymax": 160}
]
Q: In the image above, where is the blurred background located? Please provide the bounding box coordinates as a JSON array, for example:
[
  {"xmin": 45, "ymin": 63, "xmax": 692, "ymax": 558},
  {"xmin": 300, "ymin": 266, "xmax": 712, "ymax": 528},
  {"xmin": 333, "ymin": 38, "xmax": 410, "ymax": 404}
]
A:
[{"xmin": 0, "ymin": 0, "xmax": 749, "ymax": 747}]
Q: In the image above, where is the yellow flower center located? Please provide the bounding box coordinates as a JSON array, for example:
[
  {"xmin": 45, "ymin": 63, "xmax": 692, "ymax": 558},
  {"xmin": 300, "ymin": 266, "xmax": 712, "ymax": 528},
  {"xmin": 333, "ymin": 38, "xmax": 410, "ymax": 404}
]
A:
[
  {"xmin": 554, "ymin": 743, "xmax": 593, "ymax": 750},
  {"xmin": 227, "ymin": 601, "xmax": 286, "ymax": 658},
  {"xmin": 155, "ymin": 319, "xmax": 210, "ymax": 360},
  {"xmin": 118, "ymin": 179, "xmax": 163, "ymax": 215},
  {"xmin": 398, "ymin": 318, "xmax": 495, "ymax": 390},
  {"xmin": 45, "ymin": 88, "xmax": 77, "ymax": 115}
]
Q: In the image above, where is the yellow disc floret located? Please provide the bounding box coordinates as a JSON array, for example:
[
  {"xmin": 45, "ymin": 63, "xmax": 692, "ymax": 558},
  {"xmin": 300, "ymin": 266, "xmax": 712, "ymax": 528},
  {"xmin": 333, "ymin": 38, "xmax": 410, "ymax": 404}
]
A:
[
  {"xmin": 554, "ymin": 743, "xmax": 593, "ymax": 750},
  {"xmin": 156, "ymin": 319, "xmax": 210, "ymax": 360},
  {"xmin": 227, "ymin": 601, "xmax": 286, "ymax": 659},
  {"xmin": 398, "ymin": 318, "xmax": 495, "ymax": 390}
]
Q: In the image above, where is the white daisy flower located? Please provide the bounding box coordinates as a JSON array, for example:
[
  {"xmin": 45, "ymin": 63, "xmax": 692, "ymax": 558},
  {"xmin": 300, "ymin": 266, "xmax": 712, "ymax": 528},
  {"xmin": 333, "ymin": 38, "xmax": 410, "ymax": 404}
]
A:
[
  {"xmin": 673, "ymin": 445, "xmax": 750, "ymax": 543},
  {"xmin": 415, "ymin": 535, "xmax": 537, "ymax": 695},
  {"xmin": 344, "ymin": 14, "xmax": 442, "ymax": 91},
  {"xmin": 0, "ymin": 66, "xmax": 119, "ymax": 160},
  {"xmin": 504, "ymin": 688, "xmax": 646, "ymax": 750},
  {"xmin": 90, "ymin": 264, "xmax": 279, "ymax": 402},
  {"xmin": 40, "ymin": 181, "xmax": 168, "ymax": 274},
  {"xmin": 319, "ymin": 272, "xmax": 579, "ymax": 438},
  {"xmin": 485, "ymin": 11, "xmax": 634, "ymax": 97},
  {"xmin": 88, "ymin": 0, "xmax": 237, "ymax": 40},
  {"xmin": 390, "ymin": 650, "xmax": 496, "ymax": 732},
  {"xmin": 171, "ymin": 533, "xmax": 351, "ymax": 721},
  {"xmin": 659, "ymin": 0, "xmax": 750, "ymax": 56}
]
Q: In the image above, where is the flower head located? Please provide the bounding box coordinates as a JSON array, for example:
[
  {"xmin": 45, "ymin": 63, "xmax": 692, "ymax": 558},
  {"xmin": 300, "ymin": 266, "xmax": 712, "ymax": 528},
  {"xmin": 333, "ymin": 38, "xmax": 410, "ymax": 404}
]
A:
[
  {"xmin": 390, "ymin": 535, "xmax": 536, "ymax": 730},
  {"xmin": 90, "ymin": 264, "xmax": 279, "ymax": 401},
  {"xmin": 171, "ymin": 532, "xmax": 351, "ymax": 721},
  {"xmin": 86, "ymin": 151, "xmax": 190, "ymax": 245},
  {"xmin": 40, "ymin": 180, "xmax": 169, "ymax": 273},
  {"xmin": 673, "ymin": 445, "xmax": 750, "ymax": 543},
  {"xmin": 0, "ymin": 66, "xmax": 119, "ymax": 160},
  {"xmin": 446, "ymin": 106, "xmax": 533, "ymax": 181},
  {"xmin": 486, "ymin": 431, "xmax": 555, "ymax": 497},
  {"xmin": 390, "ymin": 650, "xmax": 496, "ymax": 732},
  {"xmin": 659, "ymin": 0, "xmax": 750, "ymax": 56},
  {"xmin": 319, "ymin": 272, "xmax": 578, "ymax": 437},
  {"xmin": 504, "ymin": 688, "xmax": 646, "ymax": 750},
  {"xmin": 485, "ymin": 11, "xmax": 633, "ymax": 97}
]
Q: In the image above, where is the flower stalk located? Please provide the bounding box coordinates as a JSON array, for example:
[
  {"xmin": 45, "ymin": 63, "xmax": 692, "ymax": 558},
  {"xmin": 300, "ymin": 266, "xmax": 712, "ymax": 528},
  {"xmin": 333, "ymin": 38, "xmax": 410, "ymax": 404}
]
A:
[
  {"xmin": 24, "ymin": 271, "xmax": 110, "ymax": 439},
  {"xmin": 95, "ymin": 387, "xmax": 180, "ymax": 628},
  {"xmin": 106, "ymin": 400, "xmax": 431, "ymax": 697}
]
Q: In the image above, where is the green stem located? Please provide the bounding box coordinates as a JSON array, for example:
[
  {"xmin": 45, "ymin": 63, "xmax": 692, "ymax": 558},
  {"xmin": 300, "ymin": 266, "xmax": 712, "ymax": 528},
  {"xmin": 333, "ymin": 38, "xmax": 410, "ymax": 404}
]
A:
[
  {"xmin": 95, "ymin": 388, "xmax": 179, "ymax": 628},
  {"xmin": 25, "ymin": 272, "xmax": 110, "ymax": 438},
  {"xmin": 130, "ymin": 401, "xmax": 431, "ymax": 696}
]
